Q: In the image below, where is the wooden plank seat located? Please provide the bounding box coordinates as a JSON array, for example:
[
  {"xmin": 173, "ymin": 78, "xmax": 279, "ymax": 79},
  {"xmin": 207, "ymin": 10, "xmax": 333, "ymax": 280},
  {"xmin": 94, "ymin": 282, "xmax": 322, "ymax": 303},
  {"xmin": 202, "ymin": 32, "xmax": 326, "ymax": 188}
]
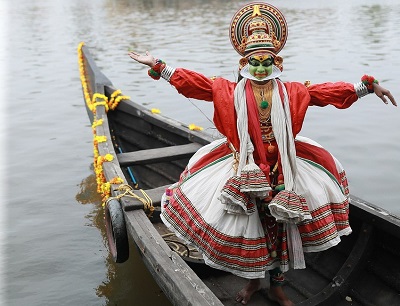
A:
[{"xmin": 117, "ymin": 143, "xmax": 202, "ymax": 166}]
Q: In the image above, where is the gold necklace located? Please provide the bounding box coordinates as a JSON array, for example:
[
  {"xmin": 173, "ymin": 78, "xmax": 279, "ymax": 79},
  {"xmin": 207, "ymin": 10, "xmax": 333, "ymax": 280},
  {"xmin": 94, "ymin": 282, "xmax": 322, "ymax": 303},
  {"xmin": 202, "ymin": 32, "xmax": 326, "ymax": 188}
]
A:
[
  {"xmin": 251, "ymin": 81, "xmax": 275, "ymax": 145},
  {"xmin": 251, "ymin": 81, "xmax": 273, "ymax": 119}
]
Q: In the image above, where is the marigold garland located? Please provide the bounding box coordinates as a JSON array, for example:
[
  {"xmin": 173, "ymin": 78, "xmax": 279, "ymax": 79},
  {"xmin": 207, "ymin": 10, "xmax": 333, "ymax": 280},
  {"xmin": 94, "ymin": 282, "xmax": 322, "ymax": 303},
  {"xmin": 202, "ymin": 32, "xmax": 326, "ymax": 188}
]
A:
[
  {"xmin": 77, "ymin": 42, "xmax": 130, "ymax": 113},
  {"xmin": 108, "ymin": 89, "xmax": 130, "ymax": 110},
  {"xmin": 188, "ymin": 123, "xmax": 204, "ymax": 131},
  {"xmin": 95, "ymin": 135, "xmax": 107, "ymax": 143},
  {"xmin": 78, "ymin": 42, "xmax": 204, "ymax": 205},
  {"xmin": 110, "ymin": 177, "xmax": 124, "ymax": 184},
  {"xmin": 78, "ymin": 42, "xmax": 129, "ymax": 205},
  {"xmin": 92, "ymin": 118, "xmax": 103, "ymax": 127}
]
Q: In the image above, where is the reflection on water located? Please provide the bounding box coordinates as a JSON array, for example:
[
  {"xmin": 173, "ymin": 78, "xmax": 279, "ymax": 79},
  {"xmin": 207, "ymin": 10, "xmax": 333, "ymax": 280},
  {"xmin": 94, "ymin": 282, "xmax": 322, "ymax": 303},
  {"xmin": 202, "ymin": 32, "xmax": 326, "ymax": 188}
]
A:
[
  {"xmin": 75, "ymin": 171, "xmax": 172, "ymax": 305},
  {"xmin": 75, "ymin": 171, "xmax": 100, "ymax": 206}
]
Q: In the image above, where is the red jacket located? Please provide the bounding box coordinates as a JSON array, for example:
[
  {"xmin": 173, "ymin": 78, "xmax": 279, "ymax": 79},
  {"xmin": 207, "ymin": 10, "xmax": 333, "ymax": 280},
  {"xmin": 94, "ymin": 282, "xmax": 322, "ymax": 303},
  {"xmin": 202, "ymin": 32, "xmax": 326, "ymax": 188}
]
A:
[{"xmin": 170, "ymin": 68, "xmax": 359, "ymax": 181}]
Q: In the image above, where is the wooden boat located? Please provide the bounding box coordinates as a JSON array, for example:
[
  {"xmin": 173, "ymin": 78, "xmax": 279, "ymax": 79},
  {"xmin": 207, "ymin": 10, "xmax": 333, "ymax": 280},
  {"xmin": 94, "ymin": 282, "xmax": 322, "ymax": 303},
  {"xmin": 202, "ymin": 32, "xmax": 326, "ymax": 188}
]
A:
[{"xmin": 79, "ymin": 44, "xmax": 400, "ymax": 306}]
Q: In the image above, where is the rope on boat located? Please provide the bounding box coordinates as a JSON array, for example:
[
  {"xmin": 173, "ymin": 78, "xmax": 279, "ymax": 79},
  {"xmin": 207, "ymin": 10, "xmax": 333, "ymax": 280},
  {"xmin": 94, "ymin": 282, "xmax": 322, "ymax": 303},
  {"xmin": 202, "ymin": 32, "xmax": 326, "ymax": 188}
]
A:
[
  {"xmin": 108, "ymin": 184, "xmax": 155, "ymax": 217},
  {"xmin": 107, "ymin": 183, "xmax": 200, "ymax": 259},
  {"xmin": 161, "ymin": 233, "xmax": 201, "ymax": 259}
]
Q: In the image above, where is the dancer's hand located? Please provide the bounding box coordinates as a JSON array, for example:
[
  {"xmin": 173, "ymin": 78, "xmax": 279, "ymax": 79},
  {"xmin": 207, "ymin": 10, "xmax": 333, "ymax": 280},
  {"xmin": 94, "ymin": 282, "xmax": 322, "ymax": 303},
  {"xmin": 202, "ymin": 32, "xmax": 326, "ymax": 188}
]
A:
[
  {"xmin": 128, "ymin": 51, "xmax": 156, "ymax": 68},
  {"xmin": 373, "ymin": 83, "xmax": 397, "ymax": 106}
]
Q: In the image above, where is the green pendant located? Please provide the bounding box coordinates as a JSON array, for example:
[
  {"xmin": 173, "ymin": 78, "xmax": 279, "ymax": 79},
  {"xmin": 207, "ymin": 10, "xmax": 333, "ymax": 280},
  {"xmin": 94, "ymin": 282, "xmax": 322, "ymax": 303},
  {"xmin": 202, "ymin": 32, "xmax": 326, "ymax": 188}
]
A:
[{"xmin": 260, "ymin": 100, "xmax": 269, "ymax": 109}]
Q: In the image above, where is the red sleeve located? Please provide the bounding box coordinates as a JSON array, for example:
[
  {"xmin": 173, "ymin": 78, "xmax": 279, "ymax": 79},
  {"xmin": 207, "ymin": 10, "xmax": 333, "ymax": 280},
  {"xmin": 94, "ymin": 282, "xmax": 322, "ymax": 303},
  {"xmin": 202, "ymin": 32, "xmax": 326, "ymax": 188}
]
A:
[
  {"xmin": 169, "ymin": 68, "xmax": 214, "ymax": 101},
  {"xmin": 284, "ymin": 81, "xmax": 360, "ymax": 137},
  {"xmin": 308, "ymin": 82, "xmax": 359, "ymax": 109}
]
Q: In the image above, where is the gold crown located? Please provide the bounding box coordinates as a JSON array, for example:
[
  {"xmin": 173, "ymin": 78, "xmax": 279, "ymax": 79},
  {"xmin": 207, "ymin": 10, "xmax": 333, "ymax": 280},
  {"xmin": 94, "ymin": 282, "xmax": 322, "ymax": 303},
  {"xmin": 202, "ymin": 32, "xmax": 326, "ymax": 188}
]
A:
[
  {"xmin": 239, "ymin": 5, "xmax": 281, "ymax": 57},
  {"xmin": 230, "ymin": 3, "xmax": 288, "ymax": 58}
]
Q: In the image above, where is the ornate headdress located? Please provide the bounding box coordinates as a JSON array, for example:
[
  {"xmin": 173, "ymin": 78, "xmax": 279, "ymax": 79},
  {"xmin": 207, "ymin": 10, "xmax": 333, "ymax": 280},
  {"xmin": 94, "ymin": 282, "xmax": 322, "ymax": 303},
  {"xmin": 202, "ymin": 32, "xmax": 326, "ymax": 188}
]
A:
[{"xmin": 230, "ymin": 2, "xmax": 288, "ymax": 71}]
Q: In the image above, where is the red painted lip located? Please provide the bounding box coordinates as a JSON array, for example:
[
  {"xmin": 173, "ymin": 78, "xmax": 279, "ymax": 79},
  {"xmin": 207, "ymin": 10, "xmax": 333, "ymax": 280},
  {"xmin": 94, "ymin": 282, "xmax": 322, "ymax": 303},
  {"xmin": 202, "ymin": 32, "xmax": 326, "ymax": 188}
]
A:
[{"xmin": 254, "ymin": 73, "xmax": 267, "ymax": 77}]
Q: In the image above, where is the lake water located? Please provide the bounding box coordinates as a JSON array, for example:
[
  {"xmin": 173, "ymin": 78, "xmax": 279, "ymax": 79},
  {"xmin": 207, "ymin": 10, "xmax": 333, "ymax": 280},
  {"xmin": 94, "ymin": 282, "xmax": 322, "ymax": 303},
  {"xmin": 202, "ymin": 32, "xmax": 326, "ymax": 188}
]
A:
[{"xmin": 2, "ymin": 0, "xmax": 400, "ymax": 305}]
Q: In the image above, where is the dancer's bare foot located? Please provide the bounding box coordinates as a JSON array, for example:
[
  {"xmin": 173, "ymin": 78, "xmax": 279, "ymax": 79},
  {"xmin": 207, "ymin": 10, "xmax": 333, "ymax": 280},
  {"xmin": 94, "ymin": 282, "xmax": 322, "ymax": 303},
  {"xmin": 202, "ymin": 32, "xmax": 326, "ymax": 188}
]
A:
[
  {"xmin": 235, "ymin": 279, "xmax": 261, "ymax": 305},
  {"xmin": 268, "ymin": 286, "xmax": 294, "ymax": 306}
]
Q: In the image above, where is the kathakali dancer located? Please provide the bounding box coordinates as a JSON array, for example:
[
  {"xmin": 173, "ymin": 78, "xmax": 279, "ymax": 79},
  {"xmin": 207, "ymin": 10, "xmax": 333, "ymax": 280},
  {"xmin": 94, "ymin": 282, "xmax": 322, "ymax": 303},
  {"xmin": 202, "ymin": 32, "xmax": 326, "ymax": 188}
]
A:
[{"xmin": 129, "ymin": 2, "xmax": 397, "ymax": 305}]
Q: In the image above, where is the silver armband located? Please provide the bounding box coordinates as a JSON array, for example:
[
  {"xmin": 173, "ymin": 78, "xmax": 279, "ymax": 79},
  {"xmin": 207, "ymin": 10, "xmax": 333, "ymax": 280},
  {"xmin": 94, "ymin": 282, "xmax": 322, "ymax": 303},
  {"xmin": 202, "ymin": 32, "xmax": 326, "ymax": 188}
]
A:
[
  {"xmin": 161, "ymin": 65, "xmax": 176, "ymax": 82},
  {"xmin": 354, "ymin": 82, "xmax": 369, "ymax": 98}
]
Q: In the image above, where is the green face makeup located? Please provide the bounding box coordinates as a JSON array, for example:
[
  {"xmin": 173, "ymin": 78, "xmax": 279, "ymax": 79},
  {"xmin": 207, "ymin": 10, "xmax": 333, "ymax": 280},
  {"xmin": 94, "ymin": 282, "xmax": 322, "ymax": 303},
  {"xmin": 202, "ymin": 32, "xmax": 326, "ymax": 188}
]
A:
[{"xmin": 248, "ymin": 55, "xmax": 274, "ymax": 80}]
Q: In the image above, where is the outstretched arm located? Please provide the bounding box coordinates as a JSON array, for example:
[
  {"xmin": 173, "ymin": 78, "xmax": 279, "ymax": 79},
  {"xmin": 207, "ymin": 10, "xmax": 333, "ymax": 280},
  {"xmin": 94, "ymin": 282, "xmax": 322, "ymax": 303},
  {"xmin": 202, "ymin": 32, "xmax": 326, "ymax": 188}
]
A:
[
  {"xmin": 308, "ymin": 75, "xmax": 397, "ymax": 109},
  {"xmin": 373, "ymin": 83, "xmax": 397, "ymax": 106},
  {"xmin": 128, "ymin": 51, "xmax": 156, "ymax": 68},
  {"xmin": 128, "ymin": 50, "xmax": 215, "ymax": 101}
]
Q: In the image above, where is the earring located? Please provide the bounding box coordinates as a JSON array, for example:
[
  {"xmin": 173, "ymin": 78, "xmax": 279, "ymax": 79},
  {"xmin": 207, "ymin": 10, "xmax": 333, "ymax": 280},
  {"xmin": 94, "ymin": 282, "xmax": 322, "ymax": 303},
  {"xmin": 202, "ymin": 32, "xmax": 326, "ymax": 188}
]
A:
[{"xmin": 239, "ymin": 57, "xmax": 248, "ymax": 71}]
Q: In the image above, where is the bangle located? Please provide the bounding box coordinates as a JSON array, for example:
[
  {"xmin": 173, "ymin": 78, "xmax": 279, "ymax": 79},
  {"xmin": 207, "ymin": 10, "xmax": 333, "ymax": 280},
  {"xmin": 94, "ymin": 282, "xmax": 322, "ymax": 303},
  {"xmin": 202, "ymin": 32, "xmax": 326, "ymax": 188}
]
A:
[
  {"xmin": 361, "ymin": 75, "xmax": 379, "ymax": 93},
  {"xmin": 147, "ymin": 59, "xmax": 165, "ymax": 80},
  {"xmin": 354, "ymin": 82, "xmax": 369, "ymax": 98},
  {"xmin": 160, "ymin": 65, "xmax": 176, "ymax": 82}
]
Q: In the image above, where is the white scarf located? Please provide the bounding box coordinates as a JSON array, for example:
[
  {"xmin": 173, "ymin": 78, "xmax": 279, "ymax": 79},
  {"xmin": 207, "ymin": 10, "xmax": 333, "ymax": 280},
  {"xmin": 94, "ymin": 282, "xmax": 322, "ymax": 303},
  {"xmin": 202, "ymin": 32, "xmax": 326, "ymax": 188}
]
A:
[
  {"xmin": 234, "ymin": 78, "xmax": 298, "ymax": 190},
  {"xmin": 270, "ymin": 79, "xmax": 297, "ymax": 191},
  {"xmin": 234, "ymin": 78, "xmax": 306, "ymax": 269},
  {"xmin": 234, "ymin": 79, "xmax": 254, "ymax": 174}
]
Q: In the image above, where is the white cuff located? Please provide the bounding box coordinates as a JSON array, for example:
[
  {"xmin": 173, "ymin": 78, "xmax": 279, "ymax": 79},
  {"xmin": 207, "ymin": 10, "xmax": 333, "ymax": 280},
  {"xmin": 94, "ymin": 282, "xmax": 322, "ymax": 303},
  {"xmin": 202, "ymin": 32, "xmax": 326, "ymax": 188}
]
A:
[
  {"xmin": 161, "ymin": 65, "xmax": 176, "ymax": 82},
  {"xmin": 354, "ymin": 82, "xmax": 369, "ymax": 98}
]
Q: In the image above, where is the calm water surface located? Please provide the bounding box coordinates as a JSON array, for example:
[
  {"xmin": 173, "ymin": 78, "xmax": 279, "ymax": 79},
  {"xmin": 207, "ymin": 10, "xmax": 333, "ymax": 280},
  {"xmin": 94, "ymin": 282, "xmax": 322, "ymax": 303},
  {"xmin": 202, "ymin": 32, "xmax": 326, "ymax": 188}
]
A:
[{"xmin": 3, "ymin": 0, "xmax": 400, "ymax": 305}]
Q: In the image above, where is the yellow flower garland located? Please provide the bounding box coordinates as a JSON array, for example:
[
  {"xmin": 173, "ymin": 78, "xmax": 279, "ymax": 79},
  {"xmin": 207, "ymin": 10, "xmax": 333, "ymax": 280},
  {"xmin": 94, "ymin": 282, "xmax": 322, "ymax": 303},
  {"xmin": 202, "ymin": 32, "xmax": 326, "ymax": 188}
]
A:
[
  {"xmin": 78, "ymin": 42, "xmax": 203, "ymax": 205},
  {"xmin": 188, "ymin": 123, "xmax": 204, "ymax": 131},
  {"xmin": 78, "ymin": 42, "xmax": 128, "ymax": 204},
  {"xmin": 151, "ymin": 108, "xmax": 161, "ymax": 114}
]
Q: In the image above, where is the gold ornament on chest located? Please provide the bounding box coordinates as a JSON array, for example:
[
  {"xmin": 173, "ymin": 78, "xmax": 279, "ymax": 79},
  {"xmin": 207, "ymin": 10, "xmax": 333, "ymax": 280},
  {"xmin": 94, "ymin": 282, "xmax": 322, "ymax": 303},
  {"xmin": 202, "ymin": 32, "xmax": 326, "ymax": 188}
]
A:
[{"xmin": 251, "ymin": 81, "xmax": 275, "ymax": 143}]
